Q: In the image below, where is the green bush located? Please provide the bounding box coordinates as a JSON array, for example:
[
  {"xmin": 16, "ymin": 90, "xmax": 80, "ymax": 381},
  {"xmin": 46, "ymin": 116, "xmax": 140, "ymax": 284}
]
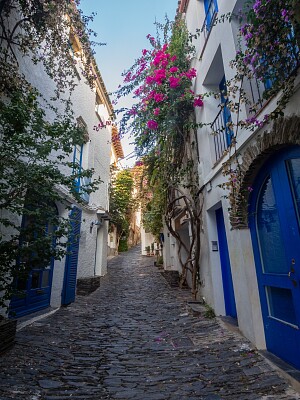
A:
[{"xmin": 118, "ymin": 239, "xmax": 128, "ymax": 252}]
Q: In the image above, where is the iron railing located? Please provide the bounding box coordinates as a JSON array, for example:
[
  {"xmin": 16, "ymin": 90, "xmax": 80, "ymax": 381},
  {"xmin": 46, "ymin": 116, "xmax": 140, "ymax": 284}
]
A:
[{"xmin": 211, "ymin": 100, "xmax": 233, "ymax": 162}]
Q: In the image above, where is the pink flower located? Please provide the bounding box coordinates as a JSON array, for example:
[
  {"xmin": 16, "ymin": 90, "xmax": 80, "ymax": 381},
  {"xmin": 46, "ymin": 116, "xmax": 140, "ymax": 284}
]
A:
[
  {"xmin": 153, "ymin": 108, "xmax": 160, "ymax": 116},
  {"xmin": 153, "ymin": 93, "xmax": 164, "ymax": 102},
  {"xmin": 169, "ymin": 76, "xmax": 180, "ymax": 88},
  {"xmin": 185, "ymin": 68, "xmax": 197, "ymax": 80},
  {"xmin": 153, "ymin": 69, "xmax": 166, "ymax": 84},
  {"xmin": 145, "ymin": 76, "xmax": 155, "ymax": 85},
  {"xmin": 171, "ymin": 55, "xmax": 177, "ymax": 62},
  {"xmin": 169, "ymin": 66, "xmax": 178, "ymax": 74},
  {"xmin": 128, "ymin": 108, "xmax": 138, "ymax": 116},
  {"xmin": 142, "ymin": 49, "xmax": 148, "ymax": 56},
  {"xmin": 194, "ymin": 97, "xmax": 204, "ymax": 107},
  {"xmin": 147, "ymin": 120, "xmax": 158, "ymax": 130}
]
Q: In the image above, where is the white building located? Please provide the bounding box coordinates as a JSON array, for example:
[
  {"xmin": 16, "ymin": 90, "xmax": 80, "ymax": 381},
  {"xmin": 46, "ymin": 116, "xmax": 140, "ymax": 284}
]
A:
[
  {"xmin": 168, "ymin": 0, "xmax": 300, "ymax": 370},
  {"xmin": 6, "ymin": 27, "xmax": 114, "ymax": 316}
]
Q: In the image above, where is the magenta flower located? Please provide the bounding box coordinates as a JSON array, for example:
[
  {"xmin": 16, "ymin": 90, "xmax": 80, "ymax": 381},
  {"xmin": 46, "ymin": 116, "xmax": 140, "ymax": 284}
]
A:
[
  {"xmin": 194, "ymin": 97, "xmax": 204, "ymax": 107},
  {"xmin": 169, "ymin": 76, "xmax": 180, "ymax": 88},
  {"xmin": 185, "ymin": 68, "xmax": 197, "ymax": 80},
  {"xmin": 147, "ymin": 120, "xmax": 158, "ymax": 130},
  {"xmin": 153, "ymin": 108, "xmax": 160, "ymax": 116},
  {"xmin": 169, "ymin": 66, "xmax": 178, "ymax": 74},
  {"xmin": 153, "ymin": 93, "xmax": 165, "ymax": 102},
  {"xmin": 145, "ymin": 76, "xmax": 155, "ymax": 85}
]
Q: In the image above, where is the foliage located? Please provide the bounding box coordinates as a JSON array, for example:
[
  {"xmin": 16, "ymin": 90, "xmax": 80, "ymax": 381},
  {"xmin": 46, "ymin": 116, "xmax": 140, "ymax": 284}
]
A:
[
  {"xmin": 0, "ymin": 0, "xmax": 102, "ymax": 309},
  {"xmin": 109, "ymin": 169, "xmax": 135, "ymax": 248},
  {"xmin": 204, "ymin": 304, "xmax": 216, "ymax": 319},
  {"xmin": 116, "ymin": 19, "xmax": 204, "ymax": 297},
  {"xmin": 213, "ymin": 0, "xmax": 300, "ymax": 223}
]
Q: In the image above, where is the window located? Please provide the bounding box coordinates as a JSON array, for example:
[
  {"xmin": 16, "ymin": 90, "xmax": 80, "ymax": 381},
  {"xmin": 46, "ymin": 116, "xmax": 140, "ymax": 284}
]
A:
[
  {"xmin": 219, "ymin": 76, "xmax": 233, "ymax": 147},
  {"xmin": 203, "ymin": 0, "xmax": 218, "ymax": 33},
  {"xmin": 211, "ymin": 76, "xmax": 233, "ymax": 162},
  {"xmin": 73, "ymin": 118, "xmax": 91, "ymax": 203}
]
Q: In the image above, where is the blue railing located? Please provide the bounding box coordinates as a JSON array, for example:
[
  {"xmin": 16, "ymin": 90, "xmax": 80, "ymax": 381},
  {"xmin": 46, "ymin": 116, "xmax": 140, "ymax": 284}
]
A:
[{"xmin": 211, "ymin": 100, "xmax": 233, "ymax": 162}]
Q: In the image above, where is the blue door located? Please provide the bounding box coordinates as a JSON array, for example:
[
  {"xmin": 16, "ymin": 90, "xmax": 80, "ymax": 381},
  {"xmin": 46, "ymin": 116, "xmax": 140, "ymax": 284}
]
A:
[
  {"xmin": 9, "ymin": 216, "xmax": 56, "ymax": 317},
  {"xmin": 216, "ymin": 208, "xmax": 237, "ymax": 318},
  {"xmin": 249, "ymin": 147, "xmax": 300, "ymax": 368},
  {"xmin": 62, "ymin": 206, "xmax": 82, "ymax": 305}
]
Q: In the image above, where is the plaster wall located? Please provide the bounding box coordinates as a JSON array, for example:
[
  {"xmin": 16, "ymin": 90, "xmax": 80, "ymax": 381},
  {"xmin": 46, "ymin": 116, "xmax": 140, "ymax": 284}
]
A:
[
  {"xmin": 8, "ymin": 34, "xmax": 112, "ymax": 311},
  {"xmin": 183, "ymin": 0, "xmax": 299, "ymax": 349}
]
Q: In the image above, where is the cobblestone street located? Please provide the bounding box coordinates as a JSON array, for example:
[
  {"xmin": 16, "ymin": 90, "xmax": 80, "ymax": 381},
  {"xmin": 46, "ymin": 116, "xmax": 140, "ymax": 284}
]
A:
[{"xmin": 0, "ymin": 246, "xmax": 299, "ymax": 400}]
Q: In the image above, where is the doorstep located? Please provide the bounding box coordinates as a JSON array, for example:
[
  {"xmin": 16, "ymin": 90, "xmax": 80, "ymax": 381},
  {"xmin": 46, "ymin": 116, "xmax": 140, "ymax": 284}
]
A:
[
  {"xmin": 16, "ymin": 307, "xmax": 60, "ymax": 332},
  {"xmin": 259, "ymin": 350, "xmax": 300, "ymax": 393}
]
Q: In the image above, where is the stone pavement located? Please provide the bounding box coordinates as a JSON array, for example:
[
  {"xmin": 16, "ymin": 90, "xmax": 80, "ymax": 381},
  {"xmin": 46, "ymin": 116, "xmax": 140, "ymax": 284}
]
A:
[{"xmin": 0, "ymin": 246, "xmax": 299, "ymax": 400}]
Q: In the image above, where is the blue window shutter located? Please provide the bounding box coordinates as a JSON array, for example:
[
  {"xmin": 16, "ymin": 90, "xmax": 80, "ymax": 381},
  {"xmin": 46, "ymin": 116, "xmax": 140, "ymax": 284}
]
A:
[{"xmin": 62, "ymin": 207, "xmax": 82, "ymax": 305}]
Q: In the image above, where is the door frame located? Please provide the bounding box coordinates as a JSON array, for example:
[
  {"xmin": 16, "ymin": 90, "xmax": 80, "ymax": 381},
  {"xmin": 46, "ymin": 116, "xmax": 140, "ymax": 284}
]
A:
[
  {"xmin": 249, "ymin": 146, "xmax": 300, "ymax": 368},
  {"xmin": 215, "ymin": 207, "xmax": 237, "ymax": 318}
]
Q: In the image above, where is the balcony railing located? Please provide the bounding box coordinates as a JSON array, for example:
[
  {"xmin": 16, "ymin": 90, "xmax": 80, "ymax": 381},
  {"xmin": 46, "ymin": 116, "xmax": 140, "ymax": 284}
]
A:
[{"xmin": 211, "ymin": 100, "xmax": 233, "ymax": 162}]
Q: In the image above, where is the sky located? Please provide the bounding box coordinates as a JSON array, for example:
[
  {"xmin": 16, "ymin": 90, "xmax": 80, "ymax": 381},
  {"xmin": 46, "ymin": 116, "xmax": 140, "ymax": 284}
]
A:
[{"xmin": 80, "ymin": 0, "xmax": 177, "ymax": 167}]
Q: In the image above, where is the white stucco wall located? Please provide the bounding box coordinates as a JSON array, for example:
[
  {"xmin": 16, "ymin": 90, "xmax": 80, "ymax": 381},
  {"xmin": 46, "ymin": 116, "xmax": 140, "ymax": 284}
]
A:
[
  {"xmin": 10, "ymin": 30, "xmax": 113, "ymax": 311},
  {"xmin": 182, "ymin": 0, "xmax": 299, "ymax": 350}
]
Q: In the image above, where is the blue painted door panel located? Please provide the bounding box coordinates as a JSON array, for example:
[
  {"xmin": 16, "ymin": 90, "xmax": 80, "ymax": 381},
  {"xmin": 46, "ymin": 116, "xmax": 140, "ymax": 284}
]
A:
[
  {"xmin": 62, "ymin": 207, "xmax": 82, "ymax": 305},
  {"xmin": 216, "ymin": 207, "xmax": 237, "ymax": 318},
  {"xmin": 249, "ymin": 147, "xmax": 300, "ymax": 369},
  {"xmin": 9, "ymin": 216, "xmax": 55, "ymax": 318}
]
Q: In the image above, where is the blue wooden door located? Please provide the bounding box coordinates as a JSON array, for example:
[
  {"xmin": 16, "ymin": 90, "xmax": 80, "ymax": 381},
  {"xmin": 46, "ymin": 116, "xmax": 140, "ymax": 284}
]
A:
[
  {"xmin": 249, "ymin": 147, "xmax": 300, "ymax": 368},
  {"xmin": 62, "ymin": 207, "xmax": 82, "ymax": 305},
  {"xmin": 9, "ymin": 214, "xmax": 56, "ymax": 317},
  {"xmin": 216, "ymin": 208, "xmax": 237, "ymax": 318}
]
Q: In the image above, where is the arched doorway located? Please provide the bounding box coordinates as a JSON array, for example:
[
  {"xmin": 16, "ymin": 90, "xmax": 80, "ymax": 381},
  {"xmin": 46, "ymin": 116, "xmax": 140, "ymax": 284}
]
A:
[{"xmin": 249, "ymin": 146, "xmax": 300, "ymax": 368}]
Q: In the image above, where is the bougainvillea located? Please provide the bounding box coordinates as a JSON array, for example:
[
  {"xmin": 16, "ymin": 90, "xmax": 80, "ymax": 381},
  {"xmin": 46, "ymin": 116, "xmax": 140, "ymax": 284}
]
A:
[
  {"xmin": 116, "ymin": 20, "xmax": 204, "ymax": 297},
  {"xmin": 214, "ymin": 0, "xmax": 300, "ymax": 226},
  {"xmin": 117, "ymin": 19, "xmax": 203, "ymax": 164}
]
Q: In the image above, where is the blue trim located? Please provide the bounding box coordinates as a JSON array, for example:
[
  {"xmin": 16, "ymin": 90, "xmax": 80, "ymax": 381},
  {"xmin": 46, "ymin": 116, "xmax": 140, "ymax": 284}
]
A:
[
  {"xmin": 203, "ymin": 0, "xmax": 218, "ymax": 33},
  {"xmin": 216, "ymin": 207, "xmax": 237, "ymax": 318},
  {"xmin": 219, "ymin": 76, "xmax": 233, "ymax": 147},
  {"xmin": 249, "ymin": 146, "xmax": 300, "ymax": 369},
  {"xmin": 62, "ymin": 207, "xmax": 82, "ymax": 305},
  {"xmin": 9, "ymin": 206, "xmax": 57, "ymax": 318}
]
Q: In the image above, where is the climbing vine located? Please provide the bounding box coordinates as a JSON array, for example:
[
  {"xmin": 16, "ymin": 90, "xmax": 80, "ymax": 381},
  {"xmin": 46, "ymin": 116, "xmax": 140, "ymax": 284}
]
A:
[
  {"xmin": 211, "ymin": 0, "xmax": 300, "ymax": 225},
  {"xmin": 117, "ymin": 19, "xmax": 204, "ymax": 297}
]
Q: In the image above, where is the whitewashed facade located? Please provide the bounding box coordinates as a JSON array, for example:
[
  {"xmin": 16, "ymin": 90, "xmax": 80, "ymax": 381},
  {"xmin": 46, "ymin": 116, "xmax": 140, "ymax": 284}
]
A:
[
  {"xmin": 5, "ymin": 28, "xmax": 114, "ymax": 316},
  {"xmin": 172, "ymin": 0, "xmax": 300, "ymax": 369}
]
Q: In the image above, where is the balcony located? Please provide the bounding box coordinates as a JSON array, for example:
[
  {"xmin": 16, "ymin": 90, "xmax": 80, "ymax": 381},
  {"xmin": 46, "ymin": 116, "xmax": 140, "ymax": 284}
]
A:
[{"xmin": 211, "ymin": 99, "xmax": 233, "ymax": 162}]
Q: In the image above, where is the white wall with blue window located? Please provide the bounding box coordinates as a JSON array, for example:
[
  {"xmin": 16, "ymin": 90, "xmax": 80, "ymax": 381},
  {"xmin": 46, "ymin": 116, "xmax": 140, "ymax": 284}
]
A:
[
  {"xmin": 6, "ymin": 31, "xmax": 114, "ymax": 317},
  {"xmin": 181, "ymin": 0, "xmax": 300, "ymax": 370}
]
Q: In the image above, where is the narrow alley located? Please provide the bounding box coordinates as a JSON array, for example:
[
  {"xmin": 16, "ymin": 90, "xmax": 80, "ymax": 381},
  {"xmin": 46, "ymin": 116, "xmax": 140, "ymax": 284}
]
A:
[{"xmin": 0, "ymin": 247, "xmax": 299, "ymax": 400}]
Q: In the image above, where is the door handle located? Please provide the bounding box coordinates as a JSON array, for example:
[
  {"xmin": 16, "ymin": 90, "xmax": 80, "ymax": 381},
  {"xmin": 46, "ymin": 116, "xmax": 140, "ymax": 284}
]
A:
[{"xmin": 288, "ymin": 259, "xmax": 297, "ymax": 286}]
